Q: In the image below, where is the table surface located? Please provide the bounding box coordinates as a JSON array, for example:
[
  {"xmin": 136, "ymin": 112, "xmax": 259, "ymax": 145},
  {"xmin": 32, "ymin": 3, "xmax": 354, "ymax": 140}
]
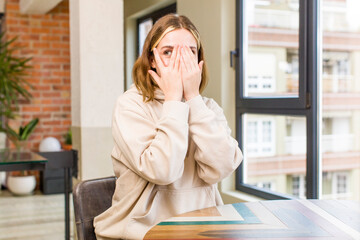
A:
[
  {"xmin": 144, "ymin": 199, "xmax": 360, "ymax": 240},
  {"xmin": 0, "ymin": 148, "xmax": 47, "ymax": 165}
]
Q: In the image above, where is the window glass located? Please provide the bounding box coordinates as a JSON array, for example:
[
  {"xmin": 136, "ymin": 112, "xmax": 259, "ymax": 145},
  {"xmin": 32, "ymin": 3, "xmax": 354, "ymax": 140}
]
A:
[
  {"xmin": 321, "ymin": 0, "xmax": 360, "ymax": 201},
  {"xmin": 243, "ymin": 114, "xmax": 306, "ymax": 197},
  {"xmin": 244, "ymin": 0, "xmax": 300, "ymax": 97},
  {"xmin": 138, "ymin": 18, "xmax": 153, "ymax": 55}
]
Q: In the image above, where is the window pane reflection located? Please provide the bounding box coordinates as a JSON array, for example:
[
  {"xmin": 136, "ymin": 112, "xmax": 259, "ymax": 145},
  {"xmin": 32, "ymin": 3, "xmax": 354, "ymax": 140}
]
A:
[
  {"xmin": 321, "ymin": 0, "xmax": 360, "ymax": 201},
  {"xmin": 244, "ymin": 0, "xmax": 299, "ymax": 97},
  {"xmin": 243, "ymin": 114, "xmax": 306, "ymax": 198}
]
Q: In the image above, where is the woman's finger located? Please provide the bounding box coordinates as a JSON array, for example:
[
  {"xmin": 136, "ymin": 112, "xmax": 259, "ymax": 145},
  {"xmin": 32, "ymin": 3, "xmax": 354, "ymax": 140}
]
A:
[
  {"xmin": 183, "ymin": 46, "xmax": 197, "ymax": 70},
  {"xmin": 174, "ymin": 45, "xmax": 182, "ymax": 71},
  {"xmin": 180, "ymin": 51, "xmax": 189, "ymax": 72},
  {"xmin": 168, "ymin": 45, "xmax": 179, "ymax": 69},
  {"xmin": 181, "ymin": 46, "xmax": 193, "ymax": 71},
  {"xmin": 153, "ymin": 48, "xmax": 164, "ymax": 69},
  {"xmin": 148, "ymin": 70, "xmax": 161, "ymax": 86}
]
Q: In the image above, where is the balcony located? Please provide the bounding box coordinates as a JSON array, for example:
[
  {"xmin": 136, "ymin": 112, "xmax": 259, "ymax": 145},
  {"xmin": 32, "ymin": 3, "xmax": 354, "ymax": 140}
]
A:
[
  {"xmin": 285, "ymin": 134, "xmax": 354, "ymax": 155},
  {"xmin": 286, "ymin": 74, "xmax": 355, "ymax": 94}
]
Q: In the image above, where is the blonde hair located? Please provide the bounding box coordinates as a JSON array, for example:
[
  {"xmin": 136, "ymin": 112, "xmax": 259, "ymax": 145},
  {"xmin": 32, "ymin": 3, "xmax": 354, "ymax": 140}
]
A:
[{"xmin": 132, "ymin": 14, "xmax": 209, "ymax": 102}]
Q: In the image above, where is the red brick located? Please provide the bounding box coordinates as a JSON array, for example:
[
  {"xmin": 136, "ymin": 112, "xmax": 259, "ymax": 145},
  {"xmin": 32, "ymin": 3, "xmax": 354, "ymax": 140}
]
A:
[
  {"xmin": 52, "ymin": 42, "xmax": 69, "ymax": 49},
  {"xmin": 23, "ymin": 34, "xmax": 40, "ymax": 41},
  {"xmin": 43, "ymin": 78, "xmax": 62, "ymax": 84},
  {"xmin": 33, "ymin": 113, "xmax": 51, "ymax": 119},
  {"xmin": 52, "ymin": 15, "xmax": 69, "ymax": 21},
  {"xmin": 7, "ymin": 19, "xmax": 19, "ymax": 25},
  {"xmin": 6, "ymin": 12, "xmax": 20, "ymax": 19},
  {"xmin": 32, "ymin": 57, "xmax": 51, "ymax": 62},
  {"xmin": 43, "ymin": 120, "xmax": 61, "ymax": 125},
  {"xmin": 61, "ymin": 22, "xmax": 69, "ymax": 28},
  {"xmin": 52, "ymin": 29, "xmax": 70, "ymax": 35},
  {"xmin": 23, "ymin": 106, "xmax": 41, "ymax": 112},
  {"xmin": 41, "ymin": 99, "xmax": 52, "ymax": 104},
  {"xmin": 62, "ymin": 106, "xmax": 71, "ymax": 112},
  {"xmin": 53, "ymin": 85, "xmax": 70, "ymax": 91},
  {"xmin": 35, "ymin": 85, "xmax": 51, "ymax": 91},
  {"xmin": 62, "ymin": 36, "xmax": 70, "ymax": 42},
  {"xmin": 21, "ymin": 49, "xmax": 39, "ymax": 55},
  {"xmin": 62, "ymin": 50, "xmax": 70, "ymax": 56},
  {"xmin": 62, "ymin": 120, "xmax": 72, "ymax": 125},
  {"xmin": 52, "ymin": 127, "xmax": 68, "ymax": 133},
  {"xmin": 19, "ymin": 20, "xmax": 30, "ymax": 26},
  {"xmin": 42, "ymin": 92, "xmax": 61, "ymax": 98},
  {"xmin": 42, "ymin": 49, "xmax": 61, "ymax": 55},
  {"xmin": 27, "ymin": 78, "xmax": 41, "ymax": 84},
  {"xmin": 31, "ymin": 71, "xmax": 51, "ymax": 77},
  {"xmin": 43, "ymin": 64, "xmax": 61, "ymax": 70},
  {"xmin": 41, "ymin": 21, "xmax": 60, "ymax": 27},
  {"xmin": 51, "ymin": 57, "xmax": 69, "ymax": 63},
  {"xmin": 33, "ymin": 42, "xmax": 50, "ymax": 48},
  {"xmin": 6, "ymin": 3, "xmax": 20, "ymax": 11},
  {"xmin": 31, "ymin": 28, "xmax": 50, "ymax": 34},
  {"xmin": 53, "ymin": 99, "xmax": 71, "ymax": 104},
  {"xmin": 41, "ymin": 35, "xmax": 61, "ymax": 41},
  {"xmin": 53, "ymin": 71, "xmax": 70, "ymax": 77},
  {"xmin": 43, "ymin": 106, "xmax": 61, "ymax": 112}
]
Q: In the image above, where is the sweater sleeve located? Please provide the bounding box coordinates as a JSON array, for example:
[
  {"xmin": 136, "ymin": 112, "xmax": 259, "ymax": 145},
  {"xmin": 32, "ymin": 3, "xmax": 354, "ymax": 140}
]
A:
[
  {"xmin": 112, "ymin": 96, "xmax": 189, "ymax": 185},
  {"xmin": 186, "ymin": 95, "xmax": 243, "ymax": 184}
]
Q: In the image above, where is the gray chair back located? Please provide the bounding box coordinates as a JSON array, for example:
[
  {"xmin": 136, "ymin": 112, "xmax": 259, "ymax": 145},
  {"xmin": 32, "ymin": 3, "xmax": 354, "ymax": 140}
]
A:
[{"xmin": 73, "ymin": 176, "xmax": 116, "ymax": 240}]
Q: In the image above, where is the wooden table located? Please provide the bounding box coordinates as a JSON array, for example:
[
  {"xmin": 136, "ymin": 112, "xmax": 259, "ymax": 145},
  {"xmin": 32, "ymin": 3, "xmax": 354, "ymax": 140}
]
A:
[{"xmin": 144, "ymin": 199, "xmax": 360, "ymax": 239}]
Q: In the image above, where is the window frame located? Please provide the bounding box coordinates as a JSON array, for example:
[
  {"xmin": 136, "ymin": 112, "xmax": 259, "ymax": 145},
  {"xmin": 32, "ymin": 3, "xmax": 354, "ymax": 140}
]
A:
[{"xmin": 235, "ymin": 0, "xmax": 320, "ymax": 199}]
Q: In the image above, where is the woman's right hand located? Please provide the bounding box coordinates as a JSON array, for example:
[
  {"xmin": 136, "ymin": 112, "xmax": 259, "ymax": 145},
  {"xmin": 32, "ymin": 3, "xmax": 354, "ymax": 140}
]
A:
[{"xmin": 148, "ymin": 45, "xmax": 183, "ymax": 101}]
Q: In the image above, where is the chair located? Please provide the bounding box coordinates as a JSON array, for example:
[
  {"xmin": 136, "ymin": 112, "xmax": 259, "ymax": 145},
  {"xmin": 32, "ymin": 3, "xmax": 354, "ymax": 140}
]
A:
[{"xmin": 73, "ymin": 176, "xmax": 116, "ymax": 240}]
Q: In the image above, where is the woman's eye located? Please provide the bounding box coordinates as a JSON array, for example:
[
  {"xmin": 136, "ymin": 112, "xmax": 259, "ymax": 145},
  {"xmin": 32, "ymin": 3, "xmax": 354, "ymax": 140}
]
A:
[{"xmin": 163, "ymin": 50, "xmax": 172, "ymax": 56}]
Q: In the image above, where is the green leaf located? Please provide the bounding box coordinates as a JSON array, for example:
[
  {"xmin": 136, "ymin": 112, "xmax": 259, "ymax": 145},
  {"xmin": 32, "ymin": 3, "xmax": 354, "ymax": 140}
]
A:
[
  {"xmin": 20, "ymin": 118, "xmax": 39, "ymax": 140},
  {"xmin": 0, "ymin": 31, "xmax": 34, "ymax": 125}
]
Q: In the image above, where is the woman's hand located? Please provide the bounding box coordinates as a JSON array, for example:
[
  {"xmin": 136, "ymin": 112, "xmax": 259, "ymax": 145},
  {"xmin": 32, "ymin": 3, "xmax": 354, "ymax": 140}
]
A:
[
  {"xmin": 148, "ymin": 45, "xmax": 183, "ymax": 101},
  {"xmin": 181, "ymin": 45, "xmax": 204, "ymax": 101}
]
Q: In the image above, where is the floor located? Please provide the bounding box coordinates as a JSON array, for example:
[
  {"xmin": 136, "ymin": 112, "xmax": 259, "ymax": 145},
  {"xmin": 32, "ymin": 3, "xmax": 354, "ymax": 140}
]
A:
[{"xmin": 0, "ymin": 189, "xmax": 74, "ymax": 240}]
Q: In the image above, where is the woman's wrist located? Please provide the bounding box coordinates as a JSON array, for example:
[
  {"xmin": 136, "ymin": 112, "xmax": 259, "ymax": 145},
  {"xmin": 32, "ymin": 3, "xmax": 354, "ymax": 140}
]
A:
[{"xmin": 184, "ymin": 92, "xmax": 200, "ymax": 101}]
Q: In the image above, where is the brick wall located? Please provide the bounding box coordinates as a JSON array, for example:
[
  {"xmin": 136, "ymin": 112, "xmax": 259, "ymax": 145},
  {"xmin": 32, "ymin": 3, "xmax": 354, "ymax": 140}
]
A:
[{"xmin": 4, "ymin": 0, "xmax": 71, "ymax": 151}]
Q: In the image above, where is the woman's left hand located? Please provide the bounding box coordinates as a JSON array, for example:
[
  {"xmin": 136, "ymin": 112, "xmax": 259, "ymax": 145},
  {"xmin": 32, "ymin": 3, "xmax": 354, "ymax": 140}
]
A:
[{"xmin": 180, "ymin": 46, "xmax": 204, "ymax": 101}]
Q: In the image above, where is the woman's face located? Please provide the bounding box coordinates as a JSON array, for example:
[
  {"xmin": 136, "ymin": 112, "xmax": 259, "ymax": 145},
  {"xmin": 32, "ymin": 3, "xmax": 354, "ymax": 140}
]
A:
[{"xmin": 151, "ymin": 28, "xmax": 198, "ymax": 69}]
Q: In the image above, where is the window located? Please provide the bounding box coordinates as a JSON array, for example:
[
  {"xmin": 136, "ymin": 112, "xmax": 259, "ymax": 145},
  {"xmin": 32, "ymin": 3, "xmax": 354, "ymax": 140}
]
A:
[
  {"xmin": 291, "ymin": 175, "xmax": 306, "ymax": 199},
  {"xmin": 235, "ymin": 0, "xmax": 360, "ymax": 201},
  {"xmin": 335, "ymin": 172, "xmax": 348, "ymax": 194},
  {"xmin": 235, "ymin": 0, "xmax": 318, "ymax": 200},
  {"xmin": 321, "ymin": 0, "xmax": 360, "ymax": 201},
  {"xmin": 243, "ymin": 114, "xmax": 306, "ymax": 197},
  {"xmin": 322, "ymin": 171, "xmax": 350, "ymax": 199},
  {"xmin": 246, "ymin": 117, "xmax": 275, "ymax": 156},
  {"xmin": 136, "ymin": 4, "xmax": 176, "ymax": 57}
]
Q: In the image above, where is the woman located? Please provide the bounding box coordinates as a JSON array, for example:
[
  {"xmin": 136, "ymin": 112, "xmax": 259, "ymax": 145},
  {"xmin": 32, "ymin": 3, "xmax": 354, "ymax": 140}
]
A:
[{"xmin": 94, "ymin": 14, "xmax": 242, "ymax": 240}]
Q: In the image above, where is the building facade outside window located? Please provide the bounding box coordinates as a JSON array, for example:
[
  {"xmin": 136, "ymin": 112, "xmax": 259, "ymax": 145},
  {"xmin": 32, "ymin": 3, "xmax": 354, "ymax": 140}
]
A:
[{"xmin": 236, "ymin": 0, "xmax": 360, "ymax": 200}]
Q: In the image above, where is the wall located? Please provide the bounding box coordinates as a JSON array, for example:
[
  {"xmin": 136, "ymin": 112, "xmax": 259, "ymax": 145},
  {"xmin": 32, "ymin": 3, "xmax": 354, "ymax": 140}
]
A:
[
  {"xmin": 4, "ymin": 0, "xmax": 70, "ymax": 150},
  {"xmin": 70, "ymin": 0, "xmax": 124, "ymax": 180},
  {"xmin": 124, "ymin": 0, "xmax": 176, "ymax": 89}
]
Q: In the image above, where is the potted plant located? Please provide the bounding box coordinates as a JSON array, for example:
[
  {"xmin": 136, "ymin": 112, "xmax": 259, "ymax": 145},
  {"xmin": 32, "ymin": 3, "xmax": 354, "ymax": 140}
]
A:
[
  {"xmin": 6, "ymin": 118, "xmax": 39, "ymax": 195},
  {"xmin": 0, "ymin": 32, "xmax": 35, "ymax": 195},
  {"xmin": 63, "ymin": 129, "xmax": 72, "ymax": 150},
  {"xmin": 6, "ymin": 118, "xmax": 39, "ymax": 151}
]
